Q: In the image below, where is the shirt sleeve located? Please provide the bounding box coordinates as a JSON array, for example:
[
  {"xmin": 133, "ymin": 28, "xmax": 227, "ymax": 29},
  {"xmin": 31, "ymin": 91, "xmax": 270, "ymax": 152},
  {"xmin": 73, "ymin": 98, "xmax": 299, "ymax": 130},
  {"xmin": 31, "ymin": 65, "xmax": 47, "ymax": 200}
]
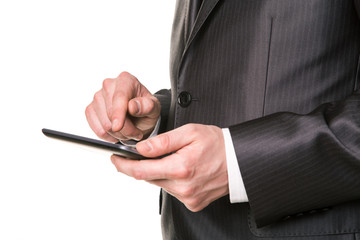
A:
[{"xmin": 222, "ymin": 128, "xmax": 249, "ymax": 203}]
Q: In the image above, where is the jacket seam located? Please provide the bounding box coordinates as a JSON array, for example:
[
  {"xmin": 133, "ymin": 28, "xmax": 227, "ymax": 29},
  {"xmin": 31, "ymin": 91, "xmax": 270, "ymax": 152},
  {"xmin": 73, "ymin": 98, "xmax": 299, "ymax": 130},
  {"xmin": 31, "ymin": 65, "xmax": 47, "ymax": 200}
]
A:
[
  {"xmin": 354, "ymin": 54, "xmax": 360, "ymax": 91},
  {"xmin": 262, "ymin": 17, "xmax": 274, "ymax": 116}
]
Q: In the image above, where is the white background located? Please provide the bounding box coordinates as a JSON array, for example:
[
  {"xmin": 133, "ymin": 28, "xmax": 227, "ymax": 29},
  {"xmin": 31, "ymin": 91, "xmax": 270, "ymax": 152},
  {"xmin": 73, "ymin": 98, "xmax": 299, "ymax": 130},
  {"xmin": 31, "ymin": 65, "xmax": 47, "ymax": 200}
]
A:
[{"xmin": 0, "ymin": 0, "xmax": 174, "ymax": 239}]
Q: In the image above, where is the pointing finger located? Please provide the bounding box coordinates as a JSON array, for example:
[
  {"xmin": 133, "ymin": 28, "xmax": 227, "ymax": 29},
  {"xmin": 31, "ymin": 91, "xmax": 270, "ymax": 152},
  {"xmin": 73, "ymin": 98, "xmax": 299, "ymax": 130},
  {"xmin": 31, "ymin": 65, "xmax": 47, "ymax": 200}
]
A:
[{"xmin": 85, "ymin": 104, "xmax": 118, "ymax": 142}]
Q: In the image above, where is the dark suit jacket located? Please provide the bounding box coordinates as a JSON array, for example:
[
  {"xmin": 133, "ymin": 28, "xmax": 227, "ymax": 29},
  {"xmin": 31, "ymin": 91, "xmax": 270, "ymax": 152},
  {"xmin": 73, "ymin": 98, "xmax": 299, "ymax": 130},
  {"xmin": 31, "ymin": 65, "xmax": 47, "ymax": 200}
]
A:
[{"xmin": 155, "ymin": 0, "xmax": 360, "ymax": 239}]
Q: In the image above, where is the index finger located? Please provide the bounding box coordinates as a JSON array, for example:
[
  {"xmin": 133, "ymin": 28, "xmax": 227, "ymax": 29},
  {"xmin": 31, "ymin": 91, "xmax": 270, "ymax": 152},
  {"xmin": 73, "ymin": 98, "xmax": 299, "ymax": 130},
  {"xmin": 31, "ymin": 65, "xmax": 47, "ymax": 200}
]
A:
[
  {"xmin": 111, "ymin": 89, "xmax": 143, "ymax": 139},
  {"xmin": 111, "ymin": 92, "xmax": 131, "ymax": 132}
]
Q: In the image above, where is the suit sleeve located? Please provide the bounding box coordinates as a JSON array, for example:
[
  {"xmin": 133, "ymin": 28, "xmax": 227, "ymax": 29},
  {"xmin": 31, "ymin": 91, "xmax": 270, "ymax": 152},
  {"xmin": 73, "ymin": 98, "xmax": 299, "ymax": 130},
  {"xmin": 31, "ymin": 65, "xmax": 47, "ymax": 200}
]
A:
[
  {"xmin": 229, "ymin": 88, "xmax": 360, "ymax": 228},
  {"xmin": 154, "ymin": 89, "xmax": 171, "ymax": 134},
  {"xmin": 228, "ymin": 1, "xmax": 360, "ymax": 228}
]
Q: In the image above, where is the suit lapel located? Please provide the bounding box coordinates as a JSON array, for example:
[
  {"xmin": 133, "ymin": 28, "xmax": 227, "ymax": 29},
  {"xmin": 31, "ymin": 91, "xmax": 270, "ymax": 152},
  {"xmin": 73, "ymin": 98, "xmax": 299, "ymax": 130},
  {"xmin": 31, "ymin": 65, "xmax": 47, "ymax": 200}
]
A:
[
  {"xmin": 184, "ymin": 0, "xmax": 221, "ymax": 54},
  {"xmin": 171, "ymin": 0, "xmax": 221, "ymax": 83}
]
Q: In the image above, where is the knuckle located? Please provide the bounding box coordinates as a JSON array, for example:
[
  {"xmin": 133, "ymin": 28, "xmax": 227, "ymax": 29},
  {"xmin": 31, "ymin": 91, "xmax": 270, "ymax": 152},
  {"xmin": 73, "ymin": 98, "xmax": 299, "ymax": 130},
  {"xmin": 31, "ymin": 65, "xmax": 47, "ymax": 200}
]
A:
[
  {"xmin": 186, "ymin": 123, "xmax": 197, "ymax": 132},
  {"xmin": 191, "ymin": 206, "xmax": 203, "ymax": 212},
  {"xmin": 176, "ymin": 164, "xmax": 192, "ymax": 179},
  {"xmin": 93, "ymin": 91, "xmax": 102, "ymax": 102},
  {"xmin": 179, "ymin": 185, "xmax": 194, "ymax": 198},
  {"xmin": 102, "ymin": 78, "xmax": 113, "ymax": 94},
  {"xmin": 158, "ymin": 134, "xmax": 171, "ymax": 150},
  {"xmin": 118, "ymin": 72, "xmax": 139, "ymax": 87},
  {"xmin": 118, "ymin": 72, "xmax": 138, "ymax": 85},
  {"xmin": 185, "ymin": 124, "xmax": 200, "ymax": 138},
  {"xmin": 97, "ymin": 129, "xmax": 108, "ymax": 139},
  {"xmin": 188, "ymin": 207, "xmax": 200, "ymax": 213},
  {"xmin": 118, "ymin": 71, "xmax": 130, "ymax": 79},
  {"xmin": 185, "ymin": 198, "xmax": 201, "ymax": 212},
  {"xmin": 103, "ymin": 122, "xmax": 112, "ymax": 132}
]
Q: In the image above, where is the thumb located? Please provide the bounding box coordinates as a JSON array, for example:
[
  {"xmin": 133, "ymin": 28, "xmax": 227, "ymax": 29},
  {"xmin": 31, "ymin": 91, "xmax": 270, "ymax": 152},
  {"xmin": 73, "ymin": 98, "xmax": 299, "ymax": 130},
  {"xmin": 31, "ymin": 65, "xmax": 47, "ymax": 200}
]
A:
[
  {"xmin": 136, "ymin": 126, "xmax": 191, "ymax": 158},
  {"xmin": 128, "ymin": 96, "xmax": 160, "ymax": 118}
]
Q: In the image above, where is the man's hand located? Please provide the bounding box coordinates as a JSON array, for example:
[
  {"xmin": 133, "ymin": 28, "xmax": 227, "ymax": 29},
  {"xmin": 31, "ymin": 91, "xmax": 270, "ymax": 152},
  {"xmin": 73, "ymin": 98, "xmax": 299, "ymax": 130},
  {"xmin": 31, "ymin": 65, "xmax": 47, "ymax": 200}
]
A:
[
  {"xmin": 85, "ymin": 72, "xmax": 161, "ymax": 142},
  {"xmin": 111, "ymin": 124, "xmax": 229, "ymax": 212}
]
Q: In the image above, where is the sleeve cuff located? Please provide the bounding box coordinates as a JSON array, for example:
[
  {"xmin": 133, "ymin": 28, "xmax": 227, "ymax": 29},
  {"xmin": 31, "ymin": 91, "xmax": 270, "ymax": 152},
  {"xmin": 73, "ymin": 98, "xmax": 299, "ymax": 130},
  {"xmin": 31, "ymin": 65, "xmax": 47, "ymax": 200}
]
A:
[{"xmin": 222, "ymin": 128, "xmax": 249, "ymax": 203}]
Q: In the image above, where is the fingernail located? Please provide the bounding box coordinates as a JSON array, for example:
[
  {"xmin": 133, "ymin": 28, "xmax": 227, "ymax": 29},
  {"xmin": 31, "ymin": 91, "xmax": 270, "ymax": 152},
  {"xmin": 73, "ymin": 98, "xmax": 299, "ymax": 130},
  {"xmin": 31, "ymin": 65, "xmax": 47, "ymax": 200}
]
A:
[
  {"xmin": 134, "ymin": 100, "xmax": 141, "ymax": 114},
  {"xmin": 134, "ymin": 134, "xmax": 143, "ymax": 141}
]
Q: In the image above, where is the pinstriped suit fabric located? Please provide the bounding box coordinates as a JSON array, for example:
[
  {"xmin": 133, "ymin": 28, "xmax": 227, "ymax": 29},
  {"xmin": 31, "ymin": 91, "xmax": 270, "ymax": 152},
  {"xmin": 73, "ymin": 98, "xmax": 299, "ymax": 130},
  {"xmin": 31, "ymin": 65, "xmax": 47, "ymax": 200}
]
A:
[
  {"xmin": 159, "ymin": 0, "xmax": 360, "ymax": 239},
  {"xmin": 173, "ymin": 0, "xmax": 360, "ymax": 128}
]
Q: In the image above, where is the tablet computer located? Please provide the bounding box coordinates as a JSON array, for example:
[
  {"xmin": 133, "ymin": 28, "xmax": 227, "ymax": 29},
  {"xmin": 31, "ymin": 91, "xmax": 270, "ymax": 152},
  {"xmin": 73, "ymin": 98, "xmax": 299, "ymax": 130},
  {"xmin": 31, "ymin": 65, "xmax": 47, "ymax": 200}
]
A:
[{"xmin": 42, "ymin": 128, "xmax": 146, "ymax": 160}]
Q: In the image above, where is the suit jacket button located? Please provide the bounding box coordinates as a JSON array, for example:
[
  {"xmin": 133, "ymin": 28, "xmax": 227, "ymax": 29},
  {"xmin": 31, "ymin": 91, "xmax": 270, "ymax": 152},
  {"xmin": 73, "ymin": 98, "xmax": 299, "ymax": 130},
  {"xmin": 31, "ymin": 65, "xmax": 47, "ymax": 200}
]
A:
[{"xmin": 178, "ymin": 91, "xmax": 192, "ymax": 107}]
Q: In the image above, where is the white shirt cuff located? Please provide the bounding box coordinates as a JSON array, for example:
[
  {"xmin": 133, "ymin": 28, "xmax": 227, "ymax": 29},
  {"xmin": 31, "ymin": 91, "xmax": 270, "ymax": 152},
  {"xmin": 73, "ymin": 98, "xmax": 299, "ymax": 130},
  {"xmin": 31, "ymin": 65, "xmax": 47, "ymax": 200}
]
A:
[
  {"xmin": 148, "ymin": 116, "xmax": 161, "ymax": 138},
  {"xmin": 222, "ymin": 128, "xmax": 248, "ymax": 203}
]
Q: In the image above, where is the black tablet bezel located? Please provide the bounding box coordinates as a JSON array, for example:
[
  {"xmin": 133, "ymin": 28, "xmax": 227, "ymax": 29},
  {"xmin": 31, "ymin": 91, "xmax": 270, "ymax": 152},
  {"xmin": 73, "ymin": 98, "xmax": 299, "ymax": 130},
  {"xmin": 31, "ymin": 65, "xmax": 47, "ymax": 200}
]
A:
[{"xmin": 42, "ymin": 128, "xmax": 146, "ymax": 160}]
